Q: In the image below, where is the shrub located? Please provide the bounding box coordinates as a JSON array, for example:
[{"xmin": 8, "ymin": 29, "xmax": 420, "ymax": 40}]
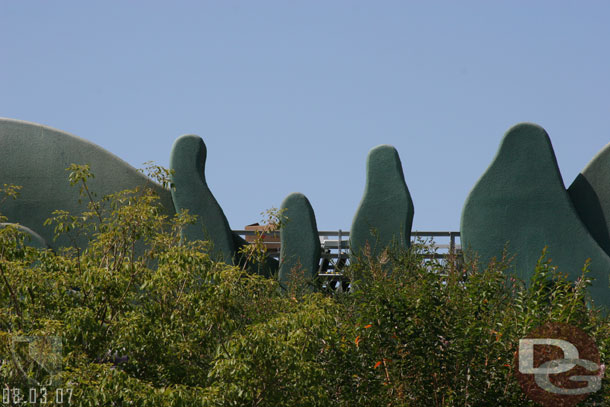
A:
[{"xmin": 0, "ymin": 167, "xmax": 607, "ymax": 406}]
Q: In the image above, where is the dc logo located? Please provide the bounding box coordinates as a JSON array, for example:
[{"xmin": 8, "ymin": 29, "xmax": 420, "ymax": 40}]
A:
[{"xmin": 514, "ymin": 323, "xmax": 603, "ymax": 407}]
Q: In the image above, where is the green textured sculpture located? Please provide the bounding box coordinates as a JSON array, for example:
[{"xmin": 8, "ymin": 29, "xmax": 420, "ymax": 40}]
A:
[
  {"xmin": 169, "ymin": 135, "xmax": 235, "ymax": 265},
  {"xmin": 0, "ymin": 118, "xmax": 275, "ymax": 274},
  {"xmin": 460, "ymin": 123, "xmax": 610, "ymax": 310},
  {"xmin": 278, "ymin": 193, "xmax": 321, "ymax": 289},
  {"xmin": 568, "ymin": 143, "xmax": 610, "ymax": 257},
  {"xmin": 350, "ymin": 145, "xmax": 414, "ymax": 260},
  {"xmin": 0, "ymin": 118, "xmax": 175, "ymax": 250}
]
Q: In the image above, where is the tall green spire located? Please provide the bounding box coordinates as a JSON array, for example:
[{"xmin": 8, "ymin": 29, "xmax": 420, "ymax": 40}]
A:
[
  {"xmin": 350, "ymin": 145, "xmax": 414, "ymax": 261},
  {"xmin": 170, "ymin": 135, "xmax": 235, "ymax": 265}
]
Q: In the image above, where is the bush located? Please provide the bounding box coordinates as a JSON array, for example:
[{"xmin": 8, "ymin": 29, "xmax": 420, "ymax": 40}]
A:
[{"xmin": 0, "ymin": 167, "xmax": 607, "ymax": 406}]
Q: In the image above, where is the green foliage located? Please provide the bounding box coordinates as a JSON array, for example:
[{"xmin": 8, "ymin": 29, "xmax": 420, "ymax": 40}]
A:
[
  {"xmin": 0, "ymin": 166, "xmax": 608, "ymax": 406},
  {"xmin": 237, "ymin": 206, "xmax": 286, "ymax": 276}
]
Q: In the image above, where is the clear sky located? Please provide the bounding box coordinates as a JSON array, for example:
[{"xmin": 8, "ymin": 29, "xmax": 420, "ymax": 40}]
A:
[{"xmin": 2, "ymin": 1, "xmax": 610, "ymax": 232}]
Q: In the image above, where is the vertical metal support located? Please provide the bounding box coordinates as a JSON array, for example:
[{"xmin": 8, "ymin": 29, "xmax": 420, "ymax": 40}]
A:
[
  {"xmin": 449, "ymin": 232, "xmax": 456, "ymax": 255},
  {"xmin": 338, "ymin": 229, "xmax": 342, "ymax": 260}
]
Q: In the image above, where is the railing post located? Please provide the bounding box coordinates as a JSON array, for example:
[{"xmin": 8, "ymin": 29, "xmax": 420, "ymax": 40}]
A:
[
  {"xmin": 449, "ymin": 232, "xmax": 456, "ymax": 255},
  {"xmin": 338, "ymin": 229, "xmax": 342, "ymax": 259}
]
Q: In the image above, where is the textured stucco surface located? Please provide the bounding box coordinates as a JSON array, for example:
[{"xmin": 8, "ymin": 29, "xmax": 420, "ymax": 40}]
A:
[
  {"xmin": 278, "ymin": 192, "xmax": 321, "ymax": 288},
  {"xmin": 0, "ymin": 118, "xmax": 175, "ymax": 250},
  {"xmin": 461, "ymin": 123, "xmax": 610, "ymax": 310},
  {"xmin": 350, "ymin": 145, "xmax": 414, "ymax": 260},
  {"xmin": 170, "ymin": 135, "xmax": 235, "ymax": 264}
]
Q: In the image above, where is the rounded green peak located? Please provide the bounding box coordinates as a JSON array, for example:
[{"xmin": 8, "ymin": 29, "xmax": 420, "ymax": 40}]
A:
[
  {"xmin": 170, "ymin": 134, "xmax": 235, "ymax": 264},
  {"xmin": 461, "ymin": 122, "xmax": 610, "ymax": 313},
  {"xmin": 365, "ymin": 145, "xmax": 406, "ymax": 191},
  {"xmin": 351, "ymin": 144, "xmax": 413, "ymax": 261},
  {"xmin": 170, "ymin": 135, "xmax": 207, "ymax": 184},
  {"xmin": 279, "ymin": 192, "xmax": 320, "ymax": 290}
]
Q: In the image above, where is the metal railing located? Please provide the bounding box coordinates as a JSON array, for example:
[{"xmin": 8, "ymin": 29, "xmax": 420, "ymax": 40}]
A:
[
  {"xmin": 234, "ymin": 229, "xmax": 461, "ymax": 290},
  {"xmin": 233, "ymin": 230, "xmax": 461, "ymax": 261}
]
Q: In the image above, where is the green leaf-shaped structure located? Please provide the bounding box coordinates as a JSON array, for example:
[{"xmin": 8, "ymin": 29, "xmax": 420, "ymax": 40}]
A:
[
  {"xmin": 170, "ymin": 135, "xmax": 235, "ymax": 265},
  {"xmin": 461, "ymin": 123, "xmax": 610, "ymax": 310},
  {"xmin": 350, "ymin": 145, "xmax": 414, "ymax": 260},
  {"xmin": 278, "ymin": 192, "xmax": 321, "ymax": 289}
]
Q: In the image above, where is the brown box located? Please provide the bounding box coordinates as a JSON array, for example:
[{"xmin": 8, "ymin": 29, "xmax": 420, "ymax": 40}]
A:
[{"xmin": 244, "ymin": 223, "xmax": 281, "ymax": 251}]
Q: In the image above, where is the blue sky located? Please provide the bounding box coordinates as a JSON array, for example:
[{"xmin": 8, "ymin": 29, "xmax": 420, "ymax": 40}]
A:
[{"xmin": 2, "ymin": 1, "xmax": 610, "ymax": 231}]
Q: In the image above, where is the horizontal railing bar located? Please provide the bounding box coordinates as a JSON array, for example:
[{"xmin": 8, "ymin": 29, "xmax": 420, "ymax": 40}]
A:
[
  {"xmin": 319, "ymin": 253, "xmax": 459, "ymax": 260},
  {"xmin": 235, "ymin": 230, "xmax": 280, "ymax": 236},
  {"xmin": 413, "ymin": 231, "xmax": 461, "ymax": 237},
  {"xmin": 318, "ymin": 231, "xmax": 350, "ymax": 236},
  {"xmin": 234, "ymin": 230, "xmax": 460, "ymax": 238},
  {"xmin": 318, "ymin": 243, "xmax": 464, "ymax": 251}
]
